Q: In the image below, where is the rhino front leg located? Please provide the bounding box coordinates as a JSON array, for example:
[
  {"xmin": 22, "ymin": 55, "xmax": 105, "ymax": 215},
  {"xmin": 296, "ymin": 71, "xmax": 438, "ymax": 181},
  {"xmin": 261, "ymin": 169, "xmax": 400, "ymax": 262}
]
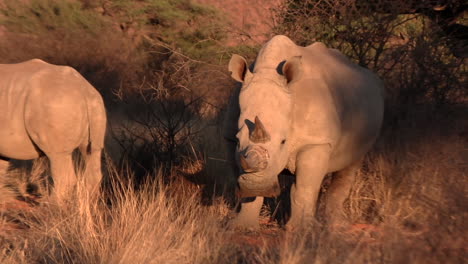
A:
[
  {"xmin": 287, "ymin": 145, "xmax": 331, "ymax": 230},
  {"xmin": 230, "ymin": 196, "xmax": 264, "ymax": 229}
]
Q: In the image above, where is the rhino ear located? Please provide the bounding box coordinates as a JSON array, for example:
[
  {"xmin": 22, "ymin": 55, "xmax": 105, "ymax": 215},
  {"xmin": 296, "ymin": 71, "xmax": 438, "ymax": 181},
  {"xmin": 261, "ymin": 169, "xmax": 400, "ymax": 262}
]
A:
[
  {"xmin": 229, "ymin": 54, "xmax": 249, "ymax": 83},
  {"xmin": 281, "ymin": 56, "xmax": 302, "ymax": 84}
]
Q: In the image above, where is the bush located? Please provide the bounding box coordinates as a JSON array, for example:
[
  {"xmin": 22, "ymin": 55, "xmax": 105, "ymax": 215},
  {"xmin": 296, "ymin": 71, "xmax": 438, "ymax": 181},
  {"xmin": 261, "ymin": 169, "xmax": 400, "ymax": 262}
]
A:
[
  {"xmin": 273, "ymin": 0, "xmax": 467, "ymax": 108},
  {"xmin": 108, "ymin": 52, "xmax": 227, "ymax": 185}
]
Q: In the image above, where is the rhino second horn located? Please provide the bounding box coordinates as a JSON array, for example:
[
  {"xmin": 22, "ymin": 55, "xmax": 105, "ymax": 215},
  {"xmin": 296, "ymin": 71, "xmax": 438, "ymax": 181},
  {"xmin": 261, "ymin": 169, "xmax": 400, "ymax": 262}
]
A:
[{"xmin": 250, "ymin": 116, "xmax": 271, "ymax": 143}]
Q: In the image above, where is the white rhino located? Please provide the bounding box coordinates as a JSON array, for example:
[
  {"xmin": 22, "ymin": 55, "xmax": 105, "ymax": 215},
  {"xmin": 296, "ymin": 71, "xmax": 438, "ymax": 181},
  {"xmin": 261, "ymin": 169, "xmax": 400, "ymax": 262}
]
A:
[
  {"xmin": 0, "ymin": 59, "xmax": 106, "ymax": 202},
  {"xmin": 224, "ymin": 35, "xmax": 384, "ymax": 229}
]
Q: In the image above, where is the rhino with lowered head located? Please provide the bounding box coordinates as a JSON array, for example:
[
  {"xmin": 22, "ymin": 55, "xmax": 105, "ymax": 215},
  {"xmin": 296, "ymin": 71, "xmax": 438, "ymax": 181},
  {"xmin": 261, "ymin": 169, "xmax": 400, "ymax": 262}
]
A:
[
  {"xmin": 224, "ymin": 35, "xmax": 384, "ymax": 229},
  {"xmin": 0, "ymin": 59, "xmax": 106, "ymax": 202}
]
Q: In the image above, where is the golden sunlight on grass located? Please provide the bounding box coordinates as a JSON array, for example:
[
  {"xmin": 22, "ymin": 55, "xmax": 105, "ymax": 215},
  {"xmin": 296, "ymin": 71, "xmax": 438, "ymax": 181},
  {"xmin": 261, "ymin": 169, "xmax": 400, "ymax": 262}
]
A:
[{"xmin": 1, "ymin": 113, "xmax": 465, "ymax": 264}]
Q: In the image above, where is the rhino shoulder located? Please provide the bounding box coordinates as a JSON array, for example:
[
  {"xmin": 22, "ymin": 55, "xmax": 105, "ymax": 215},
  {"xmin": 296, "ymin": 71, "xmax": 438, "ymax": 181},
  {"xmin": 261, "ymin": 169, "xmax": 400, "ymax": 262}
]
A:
[{"xmin": 15, "ymin": 60, "xmax": 77, "ymax": 81}]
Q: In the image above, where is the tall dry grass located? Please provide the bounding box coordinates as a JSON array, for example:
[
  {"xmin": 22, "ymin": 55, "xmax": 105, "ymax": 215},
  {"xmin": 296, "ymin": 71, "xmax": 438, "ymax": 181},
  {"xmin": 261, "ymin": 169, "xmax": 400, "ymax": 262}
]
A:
[
  {"xmin": 1, "ymin": 104, "xmax": 466, "ymax": 264},
  {"xmin": 1, "ymin": 165, "xmax": 233, "ymax": 263}
]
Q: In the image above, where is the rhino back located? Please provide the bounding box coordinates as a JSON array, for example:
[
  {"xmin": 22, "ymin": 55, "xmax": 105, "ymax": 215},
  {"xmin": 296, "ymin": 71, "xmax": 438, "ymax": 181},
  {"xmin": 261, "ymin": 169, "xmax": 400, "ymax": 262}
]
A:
[
  {"xmin": 290, "ymin": 44, "xmax": 384, "ymax": 172},
  {"xmin": 0, "ymin": 60, "xmax": 93, "ymax": 159}
]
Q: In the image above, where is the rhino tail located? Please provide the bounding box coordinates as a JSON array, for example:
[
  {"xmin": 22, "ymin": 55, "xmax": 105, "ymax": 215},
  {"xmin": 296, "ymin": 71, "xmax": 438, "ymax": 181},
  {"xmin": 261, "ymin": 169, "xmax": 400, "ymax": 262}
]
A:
[{"xmin": 84, "ymin": 89, "xmax": 107, "ymax": 155}]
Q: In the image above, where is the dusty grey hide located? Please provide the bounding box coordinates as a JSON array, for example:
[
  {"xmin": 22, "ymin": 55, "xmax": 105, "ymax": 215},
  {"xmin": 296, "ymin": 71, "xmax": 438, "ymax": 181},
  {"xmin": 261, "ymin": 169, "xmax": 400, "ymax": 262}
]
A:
[
  {"xmin": 0, "ymin": 59, "xmax": 106, "ymax": 202},
  {"xmin": 224, "ymin": 35, "xmax": 384, "ymax": 229}
]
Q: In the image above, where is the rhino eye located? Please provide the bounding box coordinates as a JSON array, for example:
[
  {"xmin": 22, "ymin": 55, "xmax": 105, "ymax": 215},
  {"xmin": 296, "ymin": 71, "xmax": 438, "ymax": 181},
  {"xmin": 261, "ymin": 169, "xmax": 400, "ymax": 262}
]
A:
[{"xmin": 281, "ymin": 139, "xmax": 286, "ymax": 145}]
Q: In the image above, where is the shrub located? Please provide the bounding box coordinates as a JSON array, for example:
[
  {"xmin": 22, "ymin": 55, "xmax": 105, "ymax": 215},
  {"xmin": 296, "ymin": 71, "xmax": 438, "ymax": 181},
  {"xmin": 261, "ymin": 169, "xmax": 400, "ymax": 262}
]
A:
[
  {"xmin": 273, "ymin": 0, "xmax": 467, "ymax": 108},
  {"xmin": 109, "ymin": 53, "xmax": 223, "ymax": 184}
]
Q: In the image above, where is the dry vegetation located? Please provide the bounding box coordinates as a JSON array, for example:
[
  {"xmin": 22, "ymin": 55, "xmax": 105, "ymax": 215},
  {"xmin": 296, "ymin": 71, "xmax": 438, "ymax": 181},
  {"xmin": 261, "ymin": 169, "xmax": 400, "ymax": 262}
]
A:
[
  {"xmin": 1, "ymin": 0, "xmax": 467, "ymax": 263},
  {"xmin": 1, "ymin": 125, "xmax": 465, "ymax": 263}
]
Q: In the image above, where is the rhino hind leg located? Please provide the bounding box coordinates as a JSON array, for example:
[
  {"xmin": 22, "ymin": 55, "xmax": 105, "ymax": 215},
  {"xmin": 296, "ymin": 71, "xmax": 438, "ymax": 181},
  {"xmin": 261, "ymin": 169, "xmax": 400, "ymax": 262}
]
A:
[
  {"xmin": 324, "ymin": 159, "xmax": 362, "ymax": 227},
  {"xmin": 230, "ymin": 196, "xmax": 264, "ymax": 229},
  {"xmin": 79, "ymin": 144, "xmax": 103, "ymax": 196},
  {"xmin": 47, "ymin": 153, "xmax": 77, "ymax": 203}
]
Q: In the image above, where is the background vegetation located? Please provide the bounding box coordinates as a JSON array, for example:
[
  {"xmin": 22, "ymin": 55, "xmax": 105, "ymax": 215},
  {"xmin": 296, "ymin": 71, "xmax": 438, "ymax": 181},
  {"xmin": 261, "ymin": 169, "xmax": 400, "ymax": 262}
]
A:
[{"xmin": 1, "ymin": 0, "xmax": 466, "ymax": 263}]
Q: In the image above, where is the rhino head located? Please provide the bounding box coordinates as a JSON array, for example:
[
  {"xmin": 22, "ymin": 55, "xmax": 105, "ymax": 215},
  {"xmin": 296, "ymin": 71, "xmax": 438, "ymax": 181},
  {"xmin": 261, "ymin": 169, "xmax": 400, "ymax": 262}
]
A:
[{"xmin": 228, "ymin": 54, "xmax": 302, "ymax": 197}]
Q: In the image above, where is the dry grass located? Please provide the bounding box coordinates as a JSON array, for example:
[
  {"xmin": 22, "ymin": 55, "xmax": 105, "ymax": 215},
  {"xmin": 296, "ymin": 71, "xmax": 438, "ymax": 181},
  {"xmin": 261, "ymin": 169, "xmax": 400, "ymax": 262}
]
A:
[
  {"xmin": 1, "ymin": 168, "xmax": 233, "ymax": 263},
  {"xmin": 1, "ymin": 105, "xmax": 466, "ymax": 264}
]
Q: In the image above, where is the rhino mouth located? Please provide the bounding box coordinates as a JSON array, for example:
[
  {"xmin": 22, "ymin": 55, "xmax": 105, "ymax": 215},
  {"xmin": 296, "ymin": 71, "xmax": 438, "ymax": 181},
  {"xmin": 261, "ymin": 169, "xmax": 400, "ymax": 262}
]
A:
[{"xmin": 237, "ymin": 173, "xmax": 280, "ymax": 197}]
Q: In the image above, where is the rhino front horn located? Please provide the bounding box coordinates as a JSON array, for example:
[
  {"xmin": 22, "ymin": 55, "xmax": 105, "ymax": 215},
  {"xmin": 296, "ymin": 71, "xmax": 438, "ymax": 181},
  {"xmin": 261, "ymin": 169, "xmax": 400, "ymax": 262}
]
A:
[{"xmin": 250, "ymin": 116, "xmax": 271, "ymax": 143}]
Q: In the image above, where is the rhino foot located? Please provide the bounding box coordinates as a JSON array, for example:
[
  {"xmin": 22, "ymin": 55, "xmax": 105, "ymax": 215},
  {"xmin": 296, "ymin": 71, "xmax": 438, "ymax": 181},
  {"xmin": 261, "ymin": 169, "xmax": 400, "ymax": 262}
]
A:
[{"xmin": 229, "ymin": 196, "xmax": 264, "ymax": 230}]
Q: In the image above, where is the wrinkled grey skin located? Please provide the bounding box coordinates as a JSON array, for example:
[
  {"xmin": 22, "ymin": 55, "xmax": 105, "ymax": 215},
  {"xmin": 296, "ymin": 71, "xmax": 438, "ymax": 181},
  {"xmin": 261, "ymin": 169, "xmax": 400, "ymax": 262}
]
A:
[
  {"xmin": 0, "ymin": 59, "xmax": 106, "ymax": 202},
  {"xmin": 224, "ymin": 35, "xmax": 384, "ymax": 230}
]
